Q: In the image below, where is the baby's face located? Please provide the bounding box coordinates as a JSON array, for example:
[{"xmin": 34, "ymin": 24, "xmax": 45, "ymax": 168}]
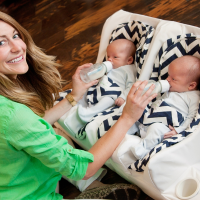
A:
[
  {"xmin": 167, "ymin": 60, "xmax": 190, "ymax": 92},
  {"xmin": 106, "ymin": 43, "xmax": 131, "ymax": 69}
]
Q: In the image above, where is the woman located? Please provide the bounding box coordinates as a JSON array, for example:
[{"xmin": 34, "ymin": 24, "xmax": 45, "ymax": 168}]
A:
[{"xmin": 0, "ymin": 11, "xmax": 156, "ymax": 200}]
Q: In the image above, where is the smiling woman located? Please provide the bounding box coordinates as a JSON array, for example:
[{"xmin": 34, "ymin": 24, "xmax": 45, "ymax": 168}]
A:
[
  {"xmin": 0, "ymin": 10, "xmax": 157, "ymax": 200},
  {"xmin": 0, "ymin": 11, "xmax": 62, "ymax": 117},
  {"xmin": 0, "ymin": 21, "xmax": 28, "ymax": 79}
]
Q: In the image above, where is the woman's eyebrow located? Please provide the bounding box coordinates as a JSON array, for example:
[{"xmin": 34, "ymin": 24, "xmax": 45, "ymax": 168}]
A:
[
  {"xmin": 0, "ymin": 29, "xmax": 17, "ymax": 38},
  {"xmin": 0, "ymin": 34, "xmax": 6, "ymax": 38}
]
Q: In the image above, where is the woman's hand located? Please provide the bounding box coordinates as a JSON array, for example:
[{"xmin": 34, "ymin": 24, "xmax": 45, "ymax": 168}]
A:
[
  {"xmin": 71, "ymin": 63, "xmax": 99, "ymax": 102},
  {"xmin": 85, "ymin": 80, "xmax": 158, "ymax": 179},
  {"xmin": 43, "ymin": 63, "xmax": 98, "ymax": 124},
  {"xmin": 121, "ymin": 80, "xmax": 157, "ymax": 125},
  {"xmin": 164, "ymin": 125, "xmax": 178, "ymax": 139}
]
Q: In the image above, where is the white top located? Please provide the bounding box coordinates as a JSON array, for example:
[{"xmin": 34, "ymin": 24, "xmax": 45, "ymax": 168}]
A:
[
  {"xmin": 107, "ymin": 64, "xmax": 137, "ymax": 100},
  {"xmin": 157, "ymin": 90, "xmax": 200, "ymax": 133}
]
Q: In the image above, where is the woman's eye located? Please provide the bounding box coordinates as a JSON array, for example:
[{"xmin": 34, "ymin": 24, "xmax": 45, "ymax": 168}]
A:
[
  {"xmin": 13, "ymin": 34, "xmax": 20, "ymax": 39},
  {"xmin": 0, "ymin": 40, "xmax": 5, "ymax": 46}
]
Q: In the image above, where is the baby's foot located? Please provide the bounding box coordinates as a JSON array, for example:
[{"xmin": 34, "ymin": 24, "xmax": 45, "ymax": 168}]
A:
[{"xmin": 130, "ymin": 144, "xmax": 148, "ymax": 160}]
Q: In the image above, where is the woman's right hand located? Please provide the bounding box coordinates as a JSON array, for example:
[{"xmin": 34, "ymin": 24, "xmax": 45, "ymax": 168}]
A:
[
  {"xmin": 84, "ymin": 80, "xmax": 158, "ymax": 179},
  {"xmin": 121, "ymin": 80, "xmax": 157, "ymax": 125},
  {"xmin": 71, "ymin": 63, "xmax": 99, "ymax": 102}
]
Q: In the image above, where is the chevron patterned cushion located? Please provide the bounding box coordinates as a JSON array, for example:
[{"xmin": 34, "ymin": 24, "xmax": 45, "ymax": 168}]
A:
[
  {"xmin": 108, "ymin": 20, "xmax": 154, "ymax": 79},
  {"xmin": 75, "ymin": 20, "xmax": 155, "ymax": 140},
  {"xmin": 86, "ymin": 76, "xmax": 122, "ymax": 106},
  {"xmin": 55, "ymin": 33, "xmax": 200, "ymax": 172},
  {"xmin": 150, "ymin": 34, "xmax": 200, "ymax": 81},
  {"xmin": 129, "ymin": 34, "xmax": 200, "ymax": 172},
  {"xmin": 138, "ymin": 100, "xmax": 185, "ymax": 127},
  {"xmin": 77, "ymin": 105, "xmax": 121, "ymax": 140}
]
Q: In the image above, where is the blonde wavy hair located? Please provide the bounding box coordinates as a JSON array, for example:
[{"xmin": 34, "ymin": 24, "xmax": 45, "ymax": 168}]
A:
[{"xmin": 0, "ymin": 11, "xmax": 63, "ymax": 117}]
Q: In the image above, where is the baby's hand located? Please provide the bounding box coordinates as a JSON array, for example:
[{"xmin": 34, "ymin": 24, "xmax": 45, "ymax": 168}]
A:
[
  {"xmin": 163, "ymin": 125, "xmax": 178, "ymax": 139},
  {"xmin": 115, "ymin": 97, "xmax": 125, "ymax": 107}
]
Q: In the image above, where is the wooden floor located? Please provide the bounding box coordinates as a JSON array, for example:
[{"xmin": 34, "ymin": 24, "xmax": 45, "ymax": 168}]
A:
[{"xmin": 1, "ymin": 0, "xmax": 200, "ymax": 199}]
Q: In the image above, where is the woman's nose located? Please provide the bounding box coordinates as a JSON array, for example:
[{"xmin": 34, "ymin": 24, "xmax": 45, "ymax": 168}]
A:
[{"xmin": 10, "ymin": 41, "xmax": 21, "ymax": 53}]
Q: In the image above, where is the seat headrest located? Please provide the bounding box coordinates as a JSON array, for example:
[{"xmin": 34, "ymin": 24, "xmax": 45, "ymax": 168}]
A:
[
  {"xmin": 151, "ymin": 34, "xmax": 200, "ymax": 81},
  {"xmin": 105, "ymin": 20, "xmax": 155, "ymax": 79}
]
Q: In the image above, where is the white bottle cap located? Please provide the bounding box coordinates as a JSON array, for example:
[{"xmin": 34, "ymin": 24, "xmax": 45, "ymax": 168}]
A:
[
  {"xmin": 159, "ymin": 80, "xmax": 170, "ymax": 93},
  {"xmin": 103, "ymin": 61, "xmax": 113, "ymax": 72}
]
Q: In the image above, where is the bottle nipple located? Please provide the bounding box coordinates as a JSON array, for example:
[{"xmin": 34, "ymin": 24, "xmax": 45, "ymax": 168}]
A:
[{"xmin": 159, "ymin": 80, "xmax": 170, "ymax": 93}]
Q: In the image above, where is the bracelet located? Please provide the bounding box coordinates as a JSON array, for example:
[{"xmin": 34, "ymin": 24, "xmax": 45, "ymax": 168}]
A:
[{"xmin": 65, "ymin": 93, "xmax": 77, "ymax": 106}]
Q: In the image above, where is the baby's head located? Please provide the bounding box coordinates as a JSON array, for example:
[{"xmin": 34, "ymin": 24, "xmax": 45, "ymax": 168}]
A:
[
  {"xmin": 167, "ymin": 55, "xmax": 200, "ymax": 92},
  {"xmin": 106, "ymin": 39, "xmax": 136, "ymax": 69}
]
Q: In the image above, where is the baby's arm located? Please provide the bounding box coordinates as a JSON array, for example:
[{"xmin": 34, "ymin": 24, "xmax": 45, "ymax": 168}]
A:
[
  {"xmin": 174, "ymin": 92, "xmax": 199, "ymax": 134},
  {"xmin": 118, "ymin": 65, "xmax": 134, "ymax": 104},
  {"xmin": 115, "ymin": 97, "xmax": 125, "ymax": 106},
  {"xmin": 164, "ymin": 92, "xmax": 199, "ymax": 138},
  {"xmin": 117, "ymin": 84, "xmax": 133, "ymax": 106}
]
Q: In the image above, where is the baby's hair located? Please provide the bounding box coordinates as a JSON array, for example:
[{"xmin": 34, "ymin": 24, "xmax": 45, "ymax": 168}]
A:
[
  {"xmin": 186, "ymin": 55, "xmax": 200, "ymax": 90},
  {"xmin": 109, "ymin": 39, "xmax": 136, "ymax": 57},
  {"xmin": 110, "ymin": 39, "xmax": 136, "ymax": 64},
  {"xmin": 123, "ymin": 39, "xmax": 136, "ymax": 57}
]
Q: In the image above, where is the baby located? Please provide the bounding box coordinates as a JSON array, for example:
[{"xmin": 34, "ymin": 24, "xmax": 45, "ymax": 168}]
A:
[
  {"xmin": 78, "ymin": 39, "xmax": 137, "ymax": 123},
  {"xmin": 131, "ymin": 55, "xmax": 200, "ymax": 159}
]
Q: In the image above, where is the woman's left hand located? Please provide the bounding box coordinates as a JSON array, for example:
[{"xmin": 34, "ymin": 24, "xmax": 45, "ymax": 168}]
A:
[
  {"xmin": 164, "ymin": 125, "xmax": 178, "ymax": 139},
  {"xmin": 44, "ymin": 63, "xmax": 98, "ymax": 124},
  {"xmin": 71, "ymin": 63, "xmax": 99, "ymax": 102}
]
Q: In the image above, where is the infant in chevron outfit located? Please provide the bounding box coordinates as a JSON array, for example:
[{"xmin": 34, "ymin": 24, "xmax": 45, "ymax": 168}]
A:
[
  {"xmin": 131, "ymin": 55, "xmax": 200, "ymax": 160},
  {"xmin": 78, "ymin": 39, "xmax": 137, "ymax": 123}
]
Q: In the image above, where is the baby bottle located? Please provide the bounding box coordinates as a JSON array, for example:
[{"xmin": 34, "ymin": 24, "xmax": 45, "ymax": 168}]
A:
[
  {"xmin": 142, "ymin": 80, "xmax": 170, "ymax": 95},
  {"xmin": 80, "ymin": 61, "xmax": 113, "ymax": 83}
]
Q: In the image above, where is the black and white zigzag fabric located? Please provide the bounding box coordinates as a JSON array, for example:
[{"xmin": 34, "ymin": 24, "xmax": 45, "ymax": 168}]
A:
[
  {"xmin": 55, "ymin": 26, "xmax": 200, "ymax": 175},
  {"xmin": 55, "ymin": 89, "xmax": 72, "ymax": 102},
  {"xmin": 55, "ymin": 31, "xmax": 200, "ymax": 173},
  {"xmin": 76, "ymin": 20, "xmax": 155, "ymax": 140},
  {"xmin": 138, "ymin": 100, "xmax": 185, "ymax": 128},
  {"xmin": 150, "ymin": 33, "xmax": 200, "ymax": 81},
  {"xmin": 94, "ymin": 34, "xmax": 200, "ymax": 172},
  {"xmin": 129, "ymin": 34, "xmax": 200, "ymax": 172},
  {"xmin": 76, "ymin": 105, "xmax": 121, "ymax": 139},
  {"xmin": 108, "ymin": 20, "xmax": 154, "ymax": 79},
  {"xmin": 86, "ymin": 76, "xmax": 122, "ymax": 106},
  {"xmin": 96, "ymin": 96, "xmax": 185, "ymax": 140}
]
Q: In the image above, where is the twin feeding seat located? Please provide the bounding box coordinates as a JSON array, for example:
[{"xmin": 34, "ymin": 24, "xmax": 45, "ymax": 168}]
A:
[{"xmin": 55, "ymin": 10, "xmax": 200, "ymax": 200}]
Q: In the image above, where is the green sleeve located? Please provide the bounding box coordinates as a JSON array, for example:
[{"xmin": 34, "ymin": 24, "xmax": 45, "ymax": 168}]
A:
[{"xmin": 5, "ymin": 104, "xmax": 94, "ymax": 181}]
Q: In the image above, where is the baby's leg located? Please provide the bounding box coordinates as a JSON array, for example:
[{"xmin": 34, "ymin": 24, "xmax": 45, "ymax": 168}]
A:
[
  {"xmin": 78, "ymin": 97, "xmax": 115, "ymax": 123},
  {"xmin": 131, "ymin": 123, "xmax": 170, "ymax": 159}
]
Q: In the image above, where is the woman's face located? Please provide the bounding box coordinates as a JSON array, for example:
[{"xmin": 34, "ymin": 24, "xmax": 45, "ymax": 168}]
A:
[{"xmin": 0, "ymin": 20, "xmax": 28, "ymax": 79}]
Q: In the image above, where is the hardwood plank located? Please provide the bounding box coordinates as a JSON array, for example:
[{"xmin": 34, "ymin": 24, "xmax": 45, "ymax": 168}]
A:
[{"xmin": 0, "ymin": 1, "xmax": 199, "ymax": 199}]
